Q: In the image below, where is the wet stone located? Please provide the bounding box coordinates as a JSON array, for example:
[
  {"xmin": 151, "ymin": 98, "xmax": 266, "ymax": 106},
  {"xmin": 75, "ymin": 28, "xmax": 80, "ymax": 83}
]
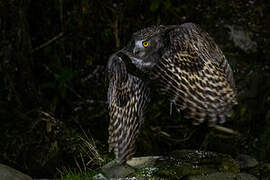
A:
[
  {"xmin": 186, "ymin": 172, "xmax": 257, "ymax": 180},
  {"xmin": 0, "ymin": 164, "xmax": 33, "ymax": 180},
  {"xmin": 236, "ymin": 154, "xmax": 259, "ymax": 169},
  {"xmin": 97, "ymin": 150, "xmax": 262, "ymax": 179}
]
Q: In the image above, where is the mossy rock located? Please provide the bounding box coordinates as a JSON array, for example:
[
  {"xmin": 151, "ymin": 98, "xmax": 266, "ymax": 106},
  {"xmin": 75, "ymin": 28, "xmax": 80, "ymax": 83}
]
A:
[
  {"xmin": 186, "ymin": 172, "xmax": 257, "ymax": 180},
  {"xmin": 249, "ymin": 163, "xmax": 270, "ymax": 179},
  {"xmin": 98, "ymin": 150, "xmax": 252, "ymax": 179},
  {"xmin": 100, "ymin": 160, "xmax": 136, "ymax": 178},
  {"xmin": 155, "ymin": 149, "xmax": 239, "ymax": 179}
]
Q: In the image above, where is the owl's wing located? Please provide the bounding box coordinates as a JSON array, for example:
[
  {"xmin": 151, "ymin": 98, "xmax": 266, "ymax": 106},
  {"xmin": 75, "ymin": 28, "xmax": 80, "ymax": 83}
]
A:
[
  {"xmin": 152, "ymin": 23, "xmax": 237, "ymax": 125},
  {"xmin": 107, "ymin": 53, "xmax": 150, "ymax": 164}
]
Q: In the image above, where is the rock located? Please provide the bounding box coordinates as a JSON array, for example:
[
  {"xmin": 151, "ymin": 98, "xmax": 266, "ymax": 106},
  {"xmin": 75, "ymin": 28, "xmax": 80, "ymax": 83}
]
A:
[
  {"xmin": 249, "ymin": 163, "xmax": 270, "ymax": 179},
  {"xmin": 126, "ymin": 156, "xmax": 162, "ymax": 169},
  {"xmin": 186, "ymin": 172, "xmax": 257, "ymax": 180},
  {"xmin": 97, "ymin": 150, "xmax": 260, "ymax": 179},
  {"xmin": 101, "ymin": 160, "xmax": 136, "ymax": 179},
  {"xmin": 100, "ymin": 156, "xmax": 162, "ymax": 179},
  {"xmin": 236, "ymin": 154, "xmax": 259, "ymax": 169},
  {"xmin": 0, "ymin": 164, "xmax": 32, "ymax": 180},
  {"xmin": 237, "ymin": 173, "xmax": 258, "ymax": 180},
  {"xmin": 161, "ymin": 149, "xmax": 240, "ymax": 178},
  {"xmin": 93, "ymin": 173, "xmax": 107, "ymax": 180}
]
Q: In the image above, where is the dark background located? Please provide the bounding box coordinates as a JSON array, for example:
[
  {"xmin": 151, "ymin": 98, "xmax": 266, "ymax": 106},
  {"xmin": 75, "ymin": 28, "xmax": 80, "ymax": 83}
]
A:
[{"xmin": 0, "ymin": 0, "xmax": 269, "ymax": 178}]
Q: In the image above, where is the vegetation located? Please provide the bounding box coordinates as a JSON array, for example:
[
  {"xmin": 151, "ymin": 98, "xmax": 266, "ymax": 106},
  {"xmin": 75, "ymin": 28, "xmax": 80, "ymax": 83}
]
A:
[{"xmin": 0, "ymin": 0, "xmax": 269, "ymax": 179}]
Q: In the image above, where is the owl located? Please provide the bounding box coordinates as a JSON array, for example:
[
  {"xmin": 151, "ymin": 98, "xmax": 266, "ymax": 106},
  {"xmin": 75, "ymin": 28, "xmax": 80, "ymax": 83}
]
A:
[{"xmin": 107, "ymin": 23, "xmax": 237, "ymax": 164}]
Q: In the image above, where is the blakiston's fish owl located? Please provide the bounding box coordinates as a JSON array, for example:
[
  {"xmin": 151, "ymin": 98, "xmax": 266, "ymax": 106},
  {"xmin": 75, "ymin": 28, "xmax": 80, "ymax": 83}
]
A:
[{"xmin": 107, "ymin": 23, "xmax": 237, "ymax": 164}]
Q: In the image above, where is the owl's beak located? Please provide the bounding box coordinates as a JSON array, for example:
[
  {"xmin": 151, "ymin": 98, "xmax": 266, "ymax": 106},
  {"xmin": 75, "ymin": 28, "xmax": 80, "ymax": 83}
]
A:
[{"xmin": 133, "ymin": 47, "xmax": 146, "ymax": 58}]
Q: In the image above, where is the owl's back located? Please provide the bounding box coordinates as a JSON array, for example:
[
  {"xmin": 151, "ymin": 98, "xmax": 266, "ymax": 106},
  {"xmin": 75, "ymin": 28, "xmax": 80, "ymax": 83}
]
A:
[{"xmin": 151, "ymin": 23, "xmax": 237, "ymax": 125}]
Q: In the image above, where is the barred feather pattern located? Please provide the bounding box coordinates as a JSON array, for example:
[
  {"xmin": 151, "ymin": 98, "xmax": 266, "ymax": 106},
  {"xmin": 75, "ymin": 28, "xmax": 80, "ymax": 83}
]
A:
[
  {"xmin": 107, "ymin": 54, "xmax": 150, "ymax": 164},
  {"xmin": 151, "ymin": 23, "xmax": 237, "ymax": 125}
]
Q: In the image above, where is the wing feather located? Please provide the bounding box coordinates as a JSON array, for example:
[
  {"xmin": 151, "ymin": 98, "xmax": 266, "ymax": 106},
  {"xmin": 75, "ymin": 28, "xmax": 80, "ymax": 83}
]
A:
[
  {"xmin": 107, "ymin": 53, "xmax": 150, "ymax": 164},
  {"xmin": 152, "ymin": 23, "xmax": 237, "ymax": 125}
]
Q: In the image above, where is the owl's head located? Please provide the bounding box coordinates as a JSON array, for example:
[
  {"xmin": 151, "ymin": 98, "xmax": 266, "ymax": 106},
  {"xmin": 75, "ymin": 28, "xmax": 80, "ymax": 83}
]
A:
[{"xmin": 122, "ymin": 25, "xmax": 171, "ymax": 72}]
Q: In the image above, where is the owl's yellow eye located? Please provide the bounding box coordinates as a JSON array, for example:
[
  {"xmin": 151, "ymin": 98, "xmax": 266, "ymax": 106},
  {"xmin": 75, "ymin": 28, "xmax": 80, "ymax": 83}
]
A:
[{"xmin": 142, "ymin": 41, "xmax": 149, "ymax": 47}]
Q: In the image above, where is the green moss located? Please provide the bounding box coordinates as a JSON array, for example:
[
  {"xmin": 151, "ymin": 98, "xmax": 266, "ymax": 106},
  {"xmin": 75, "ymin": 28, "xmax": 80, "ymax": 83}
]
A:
[{"xmin": 163, "ymin": 150, "xmax": 239, "ymax": 177}]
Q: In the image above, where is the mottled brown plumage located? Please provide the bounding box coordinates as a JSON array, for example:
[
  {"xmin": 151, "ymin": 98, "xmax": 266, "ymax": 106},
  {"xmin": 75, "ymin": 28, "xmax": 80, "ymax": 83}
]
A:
[
  {"xmin": 107, "ymin": 53, "xmax": 150, "ymax": 164},
  {"xmin": 149, "ymin": 23, "xmax": 237, "ymax": 125},
  {"xmin": 107, "ymin": 23, "xmax": 237, "ymax": 164}
]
